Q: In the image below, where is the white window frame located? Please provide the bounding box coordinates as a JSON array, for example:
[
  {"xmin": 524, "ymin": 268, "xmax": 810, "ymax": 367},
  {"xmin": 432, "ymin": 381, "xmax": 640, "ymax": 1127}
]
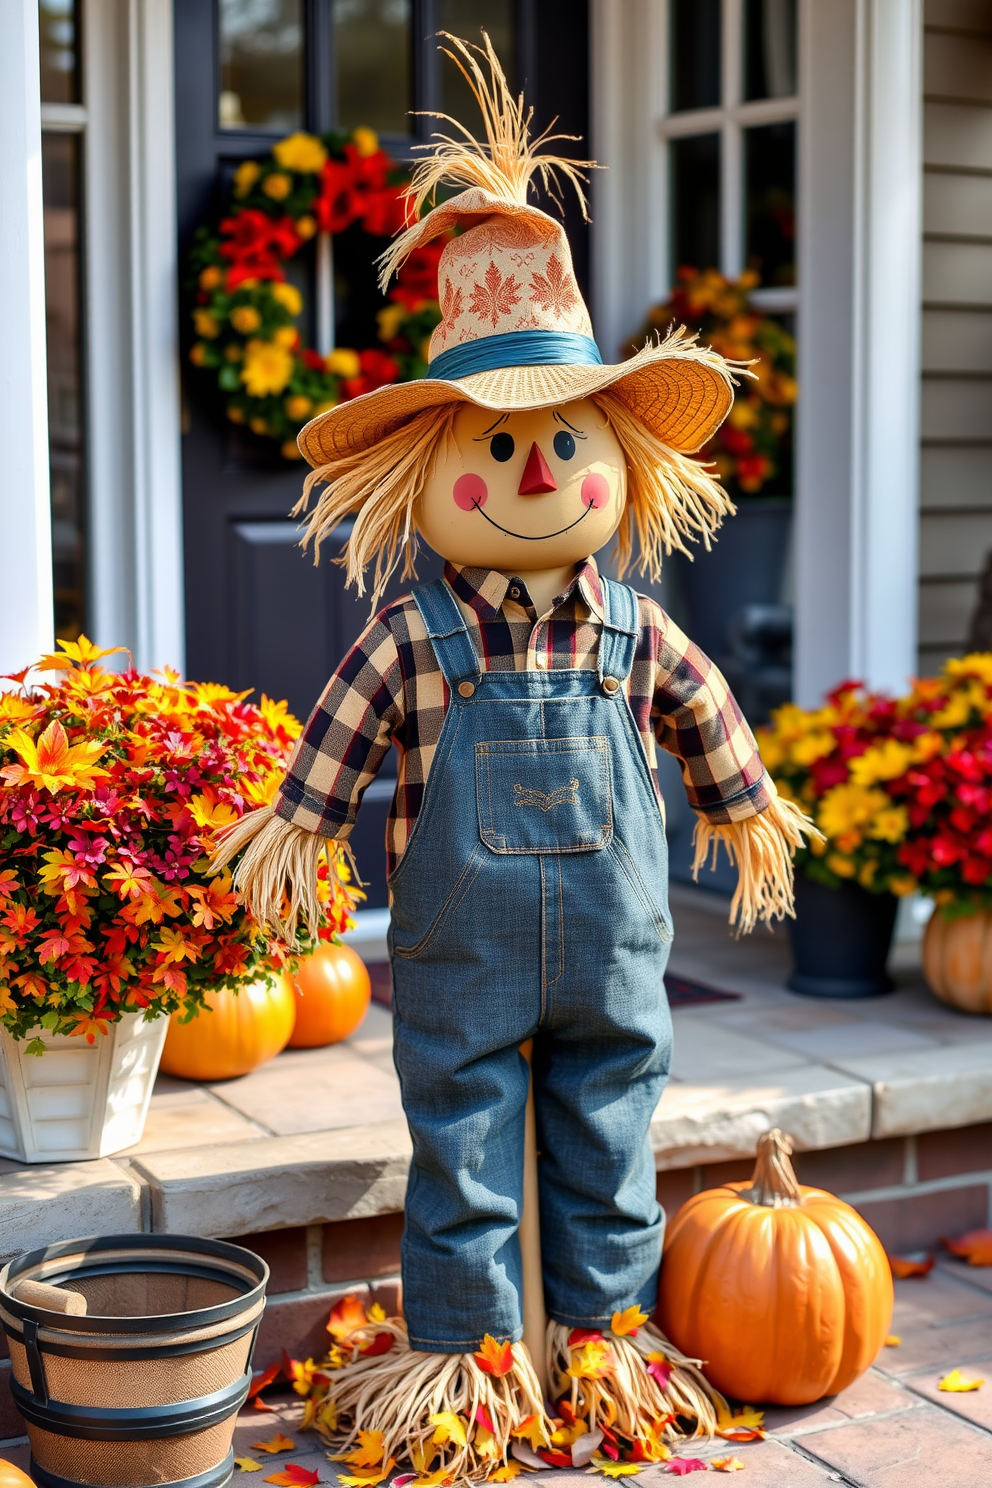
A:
[{"xmin": 656, "ymin": 0, "xmax": 800, "ymax": 315}]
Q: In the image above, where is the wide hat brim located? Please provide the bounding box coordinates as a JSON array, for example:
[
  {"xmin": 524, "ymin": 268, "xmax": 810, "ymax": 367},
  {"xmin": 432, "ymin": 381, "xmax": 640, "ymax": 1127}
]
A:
[{"xmin": 297, "ymin": 338, "xmax": 735, "ymax": 468}]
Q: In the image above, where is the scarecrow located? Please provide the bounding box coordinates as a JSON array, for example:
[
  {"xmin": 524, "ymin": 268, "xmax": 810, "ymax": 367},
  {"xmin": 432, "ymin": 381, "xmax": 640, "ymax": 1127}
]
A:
[{"xmin": 216, "ymin": 35, "xmax": 813, "ymax": 1479}]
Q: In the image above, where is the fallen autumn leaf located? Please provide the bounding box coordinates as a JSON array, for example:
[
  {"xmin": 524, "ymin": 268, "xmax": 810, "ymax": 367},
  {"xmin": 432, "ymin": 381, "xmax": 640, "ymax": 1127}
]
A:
[{"xmin": 939, "ymin": 1369, "xmax": 985, "ymax": 1392}]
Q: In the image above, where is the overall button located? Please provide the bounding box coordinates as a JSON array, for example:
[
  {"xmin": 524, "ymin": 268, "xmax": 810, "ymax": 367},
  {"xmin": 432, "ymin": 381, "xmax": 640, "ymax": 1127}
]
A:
[
  {"xmin": 457, "ymin": 680, "xmax": 476, "ymax": 698},
  {"xmin": 602, "ymin": 676, "xmax": 620, "ymax": 694}
]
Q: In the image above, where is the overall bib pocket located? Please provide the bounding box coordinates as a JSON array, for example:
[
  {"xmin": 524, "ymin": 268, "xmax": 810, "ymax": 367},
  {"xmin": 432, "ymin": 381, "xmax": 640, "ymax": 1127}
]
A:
[{"xmin": 475, "ymin": 737, "xmax": 613, "ymax": 854}]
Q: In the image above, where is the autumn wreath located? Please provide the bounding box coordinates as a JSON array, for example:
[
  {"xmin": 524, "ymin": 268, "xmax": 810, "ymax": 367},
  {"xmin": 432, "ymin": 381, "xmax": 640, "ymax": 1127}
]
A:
[{"xmin": 186, "ymin": 129, "xmax": 444, "ymax": 460}]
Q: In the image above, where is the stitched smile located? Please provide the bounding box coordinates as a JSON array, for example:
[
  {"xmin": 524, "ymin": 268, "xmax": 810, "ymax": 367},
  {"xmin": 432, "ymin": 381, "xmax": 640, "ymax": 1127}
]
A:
[{"xmin": 468, "ymin": 500, "xmax": 592, "ymax": 541}]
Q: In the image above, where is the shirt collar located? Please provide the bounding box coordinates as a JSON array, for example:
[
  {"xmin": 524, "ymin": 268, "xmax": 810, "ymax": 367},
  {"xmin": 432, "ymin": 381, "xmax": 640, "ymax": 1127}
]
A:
[{"xmin": 444, "ymin": 556, "xmax": 605, "ymax": 622}]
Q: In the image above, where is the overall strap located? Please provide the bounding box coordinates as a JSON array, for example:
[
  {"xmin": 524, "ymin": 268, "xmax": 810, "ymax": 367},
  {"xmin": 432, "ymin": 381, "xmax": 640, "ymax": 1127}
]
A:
[
  {"xmin": 411, "ymin": 580, "xmax": 483, "ymax": 688},
  {"xmin": 598, "ymin": 577, "xmax": 640, "ymax": 684}
]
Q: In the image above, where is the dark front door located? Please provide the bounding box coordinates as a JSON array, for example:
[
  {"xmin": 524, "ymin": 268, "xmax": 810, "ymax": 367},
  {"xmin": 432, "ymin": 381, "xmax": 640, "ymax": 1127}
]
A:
[{"xmin": 174, "ymin": 0, "xmax": 590, "ymax": 904}]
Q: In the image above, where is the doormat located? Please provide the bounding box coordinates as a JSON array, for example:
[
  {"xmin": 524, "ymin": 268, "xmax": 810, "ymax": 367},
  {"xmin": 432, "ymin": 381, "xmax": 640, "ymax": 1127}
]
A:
[{"xmin": 367, "ymin": 964, "xmax": 740, "ymax": 1009}]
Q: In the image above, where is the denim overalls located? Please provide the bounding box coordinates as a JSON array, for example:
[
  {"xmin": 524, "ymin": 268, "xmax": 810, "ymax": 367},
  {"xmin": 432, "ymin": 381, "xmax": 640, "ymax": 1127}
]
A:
[{"xmin": 388, "ymin": 576, "xmax": 673, "ymax": 1353}]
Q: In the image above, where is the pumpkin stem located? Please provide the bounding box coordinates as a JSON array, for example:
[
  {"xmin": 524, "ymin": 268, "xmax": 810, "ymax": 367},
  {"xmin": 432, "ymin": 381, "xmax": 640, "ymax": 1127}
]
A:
[{"xmin": 741, "ymin": 1128, "xmax": 803, "ymax": 1208}]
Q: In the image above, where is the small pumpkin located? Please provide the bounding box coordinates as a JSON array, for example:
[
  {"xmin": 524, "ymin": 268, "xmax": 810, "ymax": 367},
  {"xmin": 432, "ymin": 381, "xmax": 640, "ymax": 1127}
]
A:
[
  {"xmin": 922, "ymin": 907, "xmax": 992, "ymax": 1014},
  {"xmin": 287, "ymin": 942, "xmax": 371, "ymax": 1048},
  {"xmin": 159, "ymin": 974, "xmax": 296, "ymax": 1081},
  {"xmin": 0, "ymin": 1461, "xmax": 35, "ymax": 1487},
  {"xmin": 657, "ymin": 1129, "xmax": 893, "ymax": 1405}
]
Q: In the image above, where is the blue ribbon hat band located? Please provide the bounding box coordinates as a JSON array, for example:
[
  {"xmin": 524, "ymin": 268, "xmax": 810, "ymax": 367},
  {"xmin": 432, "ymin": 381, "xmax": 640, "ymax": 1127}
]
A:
[{"xmin": 427, "ymin": 328, "xmax": 604, "ymax": 382}]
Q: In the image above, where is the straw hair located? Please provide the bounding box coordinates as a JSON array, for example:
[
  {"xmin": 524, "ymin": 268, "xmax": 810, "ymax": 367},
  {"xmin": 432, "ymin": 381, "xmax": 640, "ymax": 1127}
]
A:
[
  {"xmin": 378, "ymin": 31, "xmax": 592, "ymax": 291},
  {"xmin": 691, "ymin": 790, "xmax": 820, "ymax": 934},
  {"xmin": 547, "ymin": 1320, "xmax": 728, "ymax": 1444}
]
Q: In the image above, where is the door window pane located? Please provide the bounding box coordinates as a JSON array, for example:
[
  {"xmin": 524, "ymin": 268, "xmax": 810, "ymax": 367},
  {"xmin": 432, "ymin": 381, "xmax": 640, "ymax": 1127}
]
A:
[
  {"xmin": 743, "ymin": 0, "xmax": 797, "ymax": 101},
  {"xmin": 335, "ymin": 0, "xmax": 411, "ymax": 136},
  {"xmin": 437, "ymin": 0, "xmax": 514, "ymax": 125},
  {"xmin": 744, "ymin": 121, "xmax": 796, "ymax": 285},
  {"xmin": 670, "ymin": 133, "xmax": 720, "ymax": 278},
  {"xmin": 218, "ymin": 0, "xmax": 303, "ymax": 131},
  {"xmin": 669, "ymin": 0, "xmax": 721, "ymax": 113},
  {"xmin": 39, "ymin": 0, "xmax": 80, "ymax": 104},
  {"xmin": 42, "ymin": 132, "xmax": 86, "ymax": 640}
]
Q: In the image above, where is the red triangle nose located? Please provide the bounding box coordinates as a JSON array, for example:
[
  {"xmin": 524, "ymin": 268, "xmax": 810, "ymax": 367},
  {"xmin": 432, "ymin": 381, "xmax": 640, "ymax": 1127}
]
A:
[{"xmin": 517, "ymin": 442, "xmax": 558, "ymax": 496}]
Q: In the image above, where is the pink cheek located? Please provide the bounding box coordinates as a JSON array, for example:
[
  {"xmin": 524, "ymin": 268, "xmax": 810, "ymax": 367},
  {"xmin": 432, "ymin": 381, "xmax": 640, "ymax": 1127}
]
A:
[
  {"xmin": 581, "ymin": 473, "xmax": 610, "ymax": 510},
  {"xmin": 453, "ymin": 473, "xmax": 488, "ymax": 511}
]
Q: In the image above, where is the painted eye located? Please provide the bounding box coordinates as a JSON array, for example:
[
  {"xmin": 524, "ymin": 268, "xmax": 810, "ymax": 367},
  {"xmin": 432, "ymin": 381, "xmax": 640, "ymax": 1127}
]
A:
[
  {"xmin": 553, "ymin": 430, "xmax": 576, "ymax": 461},
  {"xmin": 490, "ymin": 432, "xmax": 515, "ymax": 462}
]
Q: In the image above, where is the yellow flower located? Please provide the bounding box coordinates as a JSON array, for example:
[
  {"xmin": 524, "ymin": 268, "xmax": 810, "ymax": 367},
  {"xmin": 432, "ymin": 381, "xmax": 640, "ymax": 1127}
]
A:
[
  {"xmin": 849, "ymin": 740, "xmax": 915, "ymax": 786},
  {"xmin": 193, "ymin": 309, "xmax": 219, "ymax": 339},
  {"xmin": 281, "ymin": 439, "xmax": 303, "ymax": 460},
  {"xmin": 868, "ymin": 805, "xmax": 909, "ymax": 844},
  {"xmin": 858, "ymin": 859, "xmax": 878, "ymax": 888},
  {"xmin": 931, "ymin": 692, "xmax": 972, "ymax": 729},
  {"xmin": 890, "ymin": 874, "xmax": 918, "ymax": 897},
  {"xmin": 273, "ymin": 132, "xmax": 328, "ymax": 174},
  {"xmin": 189, "ymin": 343, "xmax": 208, "ymax": 366},
  {"xmin": 377, "ymin": 304, "xmax": 406, "ymax": 342},
  {"xmin": 325, "ymin": 347, "xmax": 360, "ymax": 378},
  {"xmin": 826, "ymin": 852, "xmax": 857, "ymax": 878},
  {"xmin": 273, "ymin": 325, "xmax": 298, "ymax": 348},
  {"xmin": 249, "ymin": 415, "xmax": 269, "ymax": 436},
  {"xmin": 790, "ymin": 731, "xmax": 837, "ymax": 768},
  {"xmin": 272, "ymin": 282, "xmax": 303, "ymax": 316},
  {"xmin": 756, "ymin": 732, "xmax": 785, "ymax": 773},
  {"xmin": 312, "ymin": 398, "xmax": 338, "ymax": 415},
  {"xmin": 233, "ymin": 160, "xmax": 261, "ymax": 197},
  {"xmin": 199, "ymin": 265, "xmax": 223, "ymax": 290},
  {"xmin": 240, "ymin": 338, "xmax": 293, "ymax": 396},
  {"xmin": 728, "ymin": 399, "xmax": 759, "ymax": 430},
  {"xmin": 285, "ymin": 394, "xmax": 312, "ymax": 419},
  {"xmin": 230, "ymin": 304, "xmax": 261, "ymax": 334},
  {"xmin": 945, "ymin": 653, "xmax": 992, "ymax": 686},
  {"xmin": 817, "ymin": 783, "xmax": 889, "ymax": 840},
  {"xmin": 227, "ymin": 405, "xmax": 245, "ymax": 423},
  {"xmin": 295, "ymin": 214, "xmax": 317, "ymax": 240},
  {"xmin": 262, "ymin": 172, "xmax": 292, "ymax": 201},
  {"xmin": 351, "ymin": 127, "xmax": 380, "ymax": 157}
]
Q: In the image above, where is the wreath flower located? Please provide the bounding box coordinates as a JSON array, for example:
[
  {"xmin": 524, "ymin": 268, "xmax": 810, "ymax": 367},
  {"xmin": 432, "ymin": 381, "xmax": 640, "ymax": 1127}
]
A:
[{"xmin": 186, "ymin": 129, "xmax": 445, "ymax": 460}]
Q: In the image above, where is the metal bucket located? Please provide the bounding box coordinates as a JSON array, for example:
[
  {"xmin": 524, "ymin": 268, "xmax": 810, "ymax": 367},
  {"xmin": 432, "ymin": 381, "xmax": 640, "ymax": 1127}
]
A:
[{"xmin": 0, "ymin": 1234, "xmax": 268, "ymax": 1488}]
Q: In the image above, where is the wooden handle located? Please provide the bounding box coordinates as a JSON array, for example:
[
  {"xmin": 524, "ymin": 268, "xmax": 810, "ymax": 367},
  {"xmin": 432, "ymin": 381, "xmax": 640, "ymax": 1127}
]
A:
[
  {"xmin": 519, "ymin": 1039, "xmax": 547, "ymax": 1396},
  {"xmin": 14, "ymin": 1279, "xmax": 87, "ymax": 1316}
]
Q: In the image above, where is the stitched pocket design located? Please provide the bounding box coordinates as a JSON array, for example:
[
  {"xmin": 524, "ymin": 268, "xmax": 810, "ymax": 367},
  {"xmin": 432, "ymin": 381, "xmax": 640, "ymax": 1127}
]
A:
[{"xmin": 476, "ymin": 737, "xmax": 612, "ymax": 854}]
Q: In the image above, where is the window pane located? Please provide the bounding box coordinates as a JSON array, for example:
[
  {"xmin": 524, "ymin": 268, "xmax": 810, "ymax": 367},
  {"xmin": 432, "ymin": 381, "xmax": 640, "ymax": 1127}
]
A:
[
  {"xmin": 437, "ymin": 1, "xmax": 514, "ymax": 126},
  {"xmin": 335, "ymin": 0, "xmax": 411, "ymax": 136},
  {"xmin": 42, "ymin": 132, "xmax": 86, "ymax": 641},
  {"xmin": 669, "ymin": 0, "xmax": 720, "ymax": 113},
  {"xmin": 218, "ymin": 0, "xmax": 303, "ymax": 131},
  {"xmin": 743, "ymin": 0, "xmax": 797, "ymax": 101},
  {"xmin": 670, "ymin": 133, "xmax": 720, "ymax": 278},
  {"xmin": 39, "ymin": 0, "xmax": 80, "ymax": 104},
  {"xmin": 744, "ymin": 121, "xmax": 796, "ymax": 286}
]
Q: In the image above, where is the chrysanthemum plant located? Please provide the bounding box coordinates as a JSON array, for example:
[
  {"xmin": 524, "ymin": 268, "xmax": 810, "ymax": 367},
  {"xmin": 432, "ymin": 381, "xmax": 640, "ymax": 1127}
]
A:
[
  {"xmin": 757, "ymin": 654, "xmax": 992, "ymax": 915},
  {"xmin": 0, "ymin": 638, "xmax": 359, "ymax": 1051}
]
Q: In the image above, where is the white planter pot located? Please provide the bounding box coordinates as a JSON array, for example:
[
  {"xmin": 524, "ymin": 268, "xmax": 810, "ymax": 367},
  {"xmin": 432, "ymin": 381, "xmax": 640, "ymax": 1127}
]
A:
[{"xmin": 0, "ymin": 1011, "xmax": 168, "ymax": 1163}]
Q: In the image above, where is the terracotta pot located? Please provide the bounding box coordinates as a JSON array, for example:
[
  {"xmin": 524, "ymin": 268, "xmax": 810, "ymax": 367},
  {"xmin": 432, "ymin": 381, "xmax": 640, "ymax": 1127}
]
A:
[{"xmin": 922, "ymin": 908, "xmax": 992, "ymax": 1014}]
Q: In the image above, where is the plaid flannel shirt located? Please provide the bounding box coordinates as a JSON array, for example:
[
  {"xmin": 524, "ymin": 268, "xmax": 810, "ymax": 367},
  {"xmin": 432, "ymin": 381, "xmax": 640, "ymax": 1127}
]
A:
[{"xmin": 276, "ymin": 558, "xmax": 772, "ymax": 875}]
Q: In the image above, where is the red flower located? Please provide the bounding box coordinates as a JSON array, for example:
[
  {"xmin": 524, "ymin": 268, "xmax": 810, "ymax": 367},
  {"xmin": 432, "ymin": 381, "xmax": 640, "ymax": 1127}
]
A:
[
  {"xmin": 340, "ymin": 348, "xmax": 400, "ymax": 400},
  {"xmin": 314, "ymin": 158, "xmax": 362, "ymax": 234}
]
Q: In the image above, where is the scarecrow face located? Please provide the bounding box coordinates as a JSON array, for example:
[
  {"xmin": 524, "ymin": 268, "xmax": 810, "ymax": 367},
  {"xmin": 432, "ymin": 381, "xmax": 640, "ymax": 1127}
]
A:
[{"xmin": 418, "ymin": 398, "xmax": 627, "ymax": 576}]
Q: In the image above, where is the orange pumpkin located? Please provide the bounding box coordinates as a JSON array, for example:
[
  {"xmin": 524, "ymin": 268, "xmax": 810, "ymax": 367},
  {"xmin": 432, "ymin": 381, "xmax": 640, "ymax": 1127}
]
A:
[
  {"xmin": 657, "ymin": 1129, "xmax": 893, "ymax": 1405},
  {"xmin": 287, "ymin": 942, "xmax": 371, "ymax": 1047},
  {"xmin": 0, "ymin": 1461, "xmax": 35, "ymax": 1487},
  {"xmin": 922, "ymin": 908, "xmax": 992, "ymax": 1014},
  {"xmin": 159, "ymin": 974, "xmax": 296, "ymax": 1081}
]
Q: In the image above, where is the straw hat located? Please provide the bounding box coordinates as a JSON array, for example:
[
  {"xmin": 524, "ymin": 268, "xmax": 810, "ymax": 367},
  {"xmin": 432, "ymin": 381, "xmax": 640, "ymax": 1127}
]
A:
[{"xmin": 298, "ymin": 38, "xmax": 737, "ymax": 469}]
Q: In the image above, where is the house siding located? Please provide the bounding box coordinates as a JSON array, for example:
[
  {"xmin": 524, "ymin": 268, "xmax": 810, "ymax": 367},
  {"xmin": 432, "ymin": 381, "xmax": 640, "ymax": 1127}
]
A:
[{"xmin": 918, "ymin": 0, "xmax": 992, "ymax": 672}]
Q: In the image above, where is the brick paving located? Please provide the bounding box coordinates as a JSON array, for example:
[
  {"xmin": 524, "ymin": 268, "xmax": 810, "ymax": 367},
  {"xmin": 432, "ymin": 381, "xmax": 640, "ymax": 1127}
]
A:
[{"xmin": 217, "ymin": 1257, "xmax": 992, "ymax": 1486}]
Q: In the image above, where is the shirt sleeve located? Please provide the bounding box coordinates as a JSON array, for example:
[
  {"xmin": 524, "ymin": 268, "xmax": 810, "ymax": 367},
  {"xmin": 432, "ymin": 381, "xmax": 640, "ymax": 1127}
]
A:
[
  {"xmin": 274, "ymin": 606, "xmax": 405, "ymax": 840},
  {"xmin": 651, "ymin": 609, "xmax": 772, "ymax": 824}
]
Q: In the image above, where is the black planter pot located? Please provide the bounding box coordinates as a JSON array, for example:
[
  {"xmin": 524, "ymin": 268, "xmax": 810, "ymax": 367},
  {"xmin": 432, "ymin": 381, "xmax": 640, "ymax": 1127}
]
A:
[
  {"xmin": 674, "ymin": 498, "xmax": 793, "ymax": 661},
  {"xmin": 786, "ymin": 872, "xmax": 899, "ymax": 997}
]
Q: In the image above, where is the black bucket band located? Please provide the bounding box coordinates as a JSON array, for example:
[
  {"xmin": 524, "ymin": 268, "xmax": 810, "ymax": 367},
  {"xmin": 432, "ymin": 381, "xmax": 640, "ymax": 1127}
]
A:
[{"xmin": 11, "ymin": 1369, "xmax": 251, "ymax": 1441}]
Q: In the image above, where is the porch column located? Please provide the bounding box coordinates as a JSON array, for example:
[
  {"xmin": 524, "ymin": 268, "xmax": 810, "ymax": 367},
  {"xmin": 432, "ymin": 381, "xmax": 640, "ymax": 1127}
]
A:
[
  {"xmin": 794, "ymin": 0, "xmax": 923, "ymax": 704},
  {"xmin": 0, "ymin": 0, "xmax": 54, "ymax": 672}
]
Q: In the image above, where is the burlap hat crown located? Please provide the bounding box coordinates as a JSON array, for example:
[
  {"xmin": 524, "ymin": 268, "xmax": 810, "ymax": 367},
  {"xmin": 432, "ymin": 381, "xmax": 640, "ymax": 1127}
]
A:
[{"xmin": 298, "ymin": 36, "xmax": 737, "ymax": 468}]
